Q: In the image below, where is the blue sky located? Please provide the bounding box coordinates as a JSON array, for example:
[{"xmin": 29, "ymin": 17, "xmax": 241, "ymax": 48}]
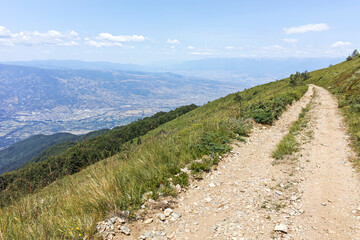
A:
[{"xmin": 0, "ymin": 0, "xmax": 359, "ymax": 64}]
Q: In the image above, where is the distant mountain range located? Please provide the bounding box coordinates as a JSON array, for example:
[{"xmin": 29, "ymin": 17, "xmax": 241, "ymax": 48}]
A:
[
  {"xmin": 5, "ymin": 57, "xmax": 343, "ymax": 83},
  {"xmin": 4, "ymin": 59, "xmax": 145, "ymax": 72},
  {"xmin": 0, "ymin": 63, "xmax": 242, "ymax": 150}
]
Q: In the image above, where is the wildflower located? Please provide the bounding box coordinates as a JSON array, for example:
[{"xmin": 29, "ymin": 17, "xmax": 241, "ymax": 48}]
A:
[
  {"xmin": 79, "ymin": 233, "xmax": 82, "ymax": 237},
  {"xmin": 76, "ymin": 227, "xmax": 79, "ymax": 230}
]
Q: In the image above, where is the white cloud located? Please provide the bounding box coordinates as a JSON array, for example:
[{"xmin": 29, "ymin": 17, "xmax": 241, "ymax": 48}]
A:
[
  {"xmin": 97, "ymin": 33, "xmax": 145, "ymax": 42},
  {"xmin": 225, "ymin": 46, "xmax": 242, "ymax": 50},
  {"xmin": 262, "ymin": 45, "xmax": 285, "ymax": 50},
  {"xmin": 69, "ymin": 31, "xmax": 79, "ymax": 37},
  {"xmin": 85, "ymin": 40, "xmax": 123, "ymax": 47},
  {"xmin": 167, "ymin": 39, "xmax": 180, "ymax": 44},
  {"xmin": 283, "ymin": 23, "xmax": 329, "ymax": 34},
  {"xmin": 187, "ymin": 46, "xmax": 195, "ymax": 49},
  {"xmin": 189, "ymin": 51, "xmax": 214, "ymax": 55},
  {"xmin": 84, "ymin": 33, "xmax": 146, "ymax": 47},
  {"xmin": 0, "ymin": 26, "xmax": 12, "ymax": 38},
  {"xmin": 0, "ymin": 26, "xmax": 80, "ymax": 46},
  {"xmin": 283, "ymin": 38, "xmax": 298, "ymax": 43},
  {"xmin": 331, "ymin": 41, "xmax": 351, "ymax": 47}
]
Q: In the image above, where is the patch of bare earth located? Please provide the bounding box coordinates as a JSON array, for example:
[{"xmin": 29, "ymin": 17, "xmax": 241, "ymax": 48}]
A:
[{"xmin": 106, "ymin": 85, "xmax": 360, "ymax": 240}]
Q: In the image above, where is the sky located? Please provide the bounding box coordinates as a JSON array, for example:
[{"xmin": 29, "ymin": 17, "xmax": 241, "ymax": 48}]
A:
[{"xmin": 0, "ymin": 0, "xmax": 359, "ymax": 64}]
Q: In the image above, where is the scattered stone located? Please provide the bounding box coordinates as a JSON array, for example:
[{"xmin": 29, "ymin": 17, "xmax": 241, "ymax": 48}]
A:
[
  {"xmin": 212, "ymin": 225, "xmax": 218, "ymax": 231},
  {"xmin": 321, "ymin": 202, "xmax": 327, "ymax": 206},
  {"xmin": 120, "ymin": 226, "xmax": 130, "ymax": 235},
  {"xmin": 144, "ymin": 218, "xmax": 153, "ymax": 224},
  {"xmin": 143, "ymin": 191, "xmax": 153, "ymax": 200},
  {"xmin": 164, "ymin": 208, "xmax": 173, "ymax": 217},
  {"xmin": 158, "ymin": 213, "xmax": 166, "ymax": 221},
  {"xmin": 209, "ymin": 182, "xmax": 216, "ymax": 187},
  {"xmin": 109, "ymin": 217, "xmax": 117, "ymax": 224},
  {"xmin": 171, "ymin": 212, "xmax": 182, "ymax": 219},
  {"xmin": 176, "ymin": 184, "xmax": 182, "ymax": 193},
  {"xmin": 274, "ymin": 190, "xmax": 284, "ymax": 195},
  {"xmin": 274, "ymin": 224, "xmax": 288, "ymax": 233}
]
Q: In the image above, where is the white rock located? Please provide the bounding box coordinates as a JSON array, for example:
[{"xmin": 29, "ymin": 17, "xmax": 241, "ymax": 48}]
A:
[
  {"xmin": 274, "ymin": 190, "xmax": 283, "ymax": 195},
  {"xmin": 176, "ymin": 184, "xmax": 182, "ymax": 193},
  {"xmin": 144, "ymin": 218, "xmax": 153, "ymax": 224},
  {"xmin": 158, "ymin": 213, "xmax": 166, "ymax": 221},
  {"xmin": 209, "ymin": 182, "xmax": 216, "ymax": 187},
  {"xmin": 164, "ymin": 208, "xmax": 173, "ymax": 217},
  {"xmin": 171, "ymin": 212, "xmax": 182, "ymax": 219},
  {"xmin": 274, "ymin": 224, "xmax": 288, "ymax": 233},
  {"xmin": 120, "ymin": 226, "xmax": 131, "ymax": 235}
]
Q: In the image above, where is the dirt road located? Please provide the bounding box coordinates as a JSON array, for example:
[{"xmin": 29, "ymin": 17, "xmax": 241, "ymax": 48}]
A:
[{"xmin": 111, "ymin": 85, "xmax": 360, "ymax": 240}]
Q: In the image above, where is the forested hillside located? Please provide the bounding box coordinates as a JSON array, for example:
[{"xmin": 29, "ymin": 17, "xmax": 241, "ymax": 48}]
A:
[{"xmin": 0, "ymin": 129, "xmax": 108, "ymax": 175}]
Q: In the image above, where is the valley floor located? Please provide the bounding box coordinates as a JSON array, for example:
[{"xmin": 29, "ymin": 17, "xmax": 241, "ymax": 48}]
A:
[{"xmin": 112, "ymin": 85, "xmax": 360, "ymax": 239}]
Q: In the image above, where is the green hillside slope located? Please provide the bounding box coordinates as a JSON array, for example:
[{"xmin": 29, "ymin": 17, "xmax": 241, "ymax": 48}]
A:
[
  {"xmin": 28, "ymin": 129, "xmax": 109, "ymax": 165},
  {"xmin": 0, "ymin": 133, "xmax": 79, "ymax": 175},
  {"xmin": 0, "ymin": 71, "xmax": 309, "ymax": 239},
  {"xmin": 0, "ymin": 129, "xmax": 109, "ymax": 175}
]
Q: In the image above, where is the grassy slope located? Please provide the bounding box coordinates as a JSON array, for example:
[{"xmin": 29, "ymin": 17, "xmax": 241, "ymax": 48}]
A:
[{"xmin": 306, "ymin": 55, "xmax": 360, "ymax": 165}]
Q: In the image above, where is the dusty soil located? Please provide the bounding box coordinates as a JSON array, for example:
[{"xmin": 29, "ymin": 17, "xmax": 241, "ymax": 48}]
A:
[{"xmin": 107, "ymin": 85, "xmax": 360, "ymax": 240}]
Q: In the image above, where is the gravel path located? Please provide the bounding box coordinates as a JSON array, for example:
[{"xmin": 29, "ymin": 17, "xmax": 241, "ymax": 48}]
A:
[{"xmin": 107, "ymin": 85, "xmax": 360, "ymax": 240}]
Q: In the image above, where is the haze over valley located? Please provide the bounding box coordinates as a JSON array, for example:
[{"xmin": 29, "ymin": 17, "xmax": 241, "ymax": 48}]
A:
[{"xmin": 0, "ymin": 63, "xmax": 243, "ymax": 149}]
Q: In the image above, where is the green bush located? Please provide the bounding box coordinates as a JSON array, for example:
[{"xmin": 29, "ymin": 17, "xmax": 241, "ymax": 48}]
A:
[
  {"xmin": 173, "ymin": 172, "xmax": 189, "ymax": 187},
  {"xmin": 223, "ymin": 118, "xmax": 250, "ymax": 136},
  {"xmin": 190, "ymin": 158, "xmax": 213, "ymax": 173},
  {"xmin": 196, "ymin": 132, "xmax": 231, "ymax": 156}
]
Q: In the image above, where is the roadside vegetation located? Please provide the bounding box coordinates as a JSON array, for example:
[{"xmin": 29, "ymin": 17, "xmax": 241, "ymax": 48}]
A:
[
  {"xmin": 272, "ymin": 89, "xmax": 314, "ymax": 160},
  {"xmin": 0, "ymin": 68, "xmax": 311, "ymax": 239}
]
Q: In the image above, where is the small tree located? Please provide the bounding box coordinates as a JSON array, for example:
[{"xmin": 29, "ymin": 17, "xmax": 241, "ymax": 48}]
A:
[
  {"xmin": 347, "ymin": 55, "xmax": 353, "ymax": 61},
  {"xmin": 289, "ymin": 70, "xmax": 310, "ymax": 86},
  {"xmin": 301, "ymin": 70, "xmax": 311, "ymax": 80},
  {"xmin": 234, "ymin": 93, "xmax": 244, "ymax": 106},
  {"xmin": 351, "ymin": 49, "xmax": 359, "ymax": 58}
]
